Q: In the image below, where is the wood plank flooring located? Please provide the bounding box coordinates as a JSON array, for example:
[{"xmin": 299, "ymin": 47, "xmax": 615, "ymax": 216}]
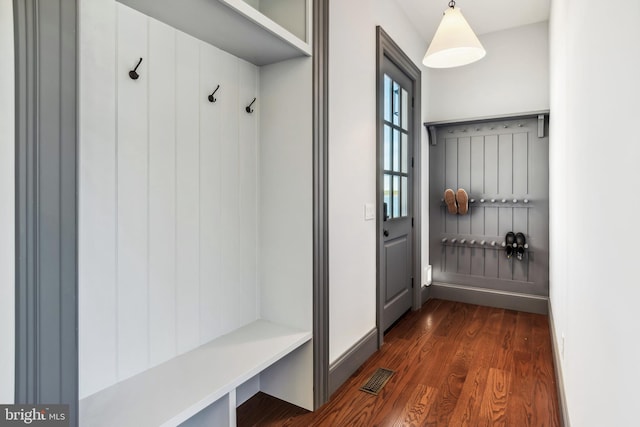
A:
[{"xmin": 237, "ymin": 299, "xmax": 561, "ymax": 426}]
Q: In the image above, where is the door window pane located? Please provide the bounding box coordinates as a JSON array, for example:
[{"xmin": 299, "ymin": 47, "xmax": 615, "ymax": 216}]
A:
[
  {"xmin": 393, "ymin": 175, "xmax": 400, "ymax": 217},
  {"xmin": 393, "ymin": 129, "xmax": 400, "ymax": 172},
  {"xmin": 393, "ymin": 82, "xmax": 400, "ymax": 126},
  {"xmin": 384, "ymin": 125, "xmax": 392, "ymax": 170},
  {"xmin": 401, "ymin": 133, "xmax": 408, "ymax": 173},
  {"xmin": 401, "ymin": 88, "xmax": 408, "ymax": 130},
  {"xmin": 384, "ymin": 75, "xmax": 392, "ymax": 122},
  {"xmin": 401, "ymin": 176, "xmax": 408, "ymax": 216},
  {"xmin": 384, "ymin": 173, "xmax": 391, "ymax": 218}
]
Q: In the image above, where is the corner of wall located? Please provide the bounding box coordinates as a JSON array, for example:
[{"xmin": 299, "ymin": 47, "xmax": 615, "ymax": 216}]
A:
[{"xmin": 0, "ymin": 0, "xmax": 15, "ymax": 404}]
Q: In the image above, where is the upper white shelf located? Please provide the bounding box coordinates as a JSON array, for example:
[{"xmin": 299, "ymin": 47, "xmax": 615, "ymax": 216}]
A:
[{"xmin": 117, "ymin": 0, "xmax": 312, "ymax": 66}]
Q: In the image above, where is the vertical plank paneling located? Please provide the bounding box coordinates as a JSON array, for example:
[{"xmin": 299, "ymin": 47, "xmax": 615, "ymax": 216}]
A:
[
  {"xmin": 445, "ymin": 138, "xmax": 458, "ymax": 234},
  {"xmin": 218, "ymin": 50, "xmax": 241, "ymax": 333},
  {"xmin": 148, "ymin": 18, "xmax": 177, "ymax": 366},
  {"xmin": 483, "ymin": 135, "xmax": 499, "ymax": 279},
  {"xmin": 78, "ymin": 0, "xmax": 118, "ymax": 398},
  {"xmin": 513, "ymin": 132, "xmax": 528, "ymax": 196},
  {"xmin": 498, "ymin": 133, "xmax": 513, "ymax": 196},
  {"xmin": 175, "ymin": 31, "xmax": 201, "ymax": 354},
  {"xmin": 497, "ymin": 134, "xmax": 514, "ymax": 280},
  {"xmin": 82, "ymin": 4, "xmax": 263, "ymax": 396},
  {"xmin": 431, "ymin": 118, "xmax": 548, "ymax": 293},
  {"xmin": 457, "ymin": 137, "xmax": 471, "ymax": 234},
  {"xmin": 237, "ymin": 60, "xmax": 259, "ymax": 326},
  {"xmin": 484, "ymin": 135, "xmax": 498, "ymax": 195},
  {"xmin": 198, "ymin": 41, "xmax": 223, "ymax": 342},
  {"xmin": 470, "ymin": 247, "xmax": 484, "ymax": 276},
  {"xmin": 485, "ymin": 246, "xmax": 499, "ymax": 279},
  {"xmin": 445, "ymin": 245, "xmax": 458, "ymax": 273},
  {"xmin": 116, "ymin": 4, "xmax": 149, "ymax": 380},
  {"xmin": 470, "ymin": 136, "xmax": 485, "ymax": 236},
  {"xmin": 457, "ymin": 137, "xmax": 471, "ymax": 274}
]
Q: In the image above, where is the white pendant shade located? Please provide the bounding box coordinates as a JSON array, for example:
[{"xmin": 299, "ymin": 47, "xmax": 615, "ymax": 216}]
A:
[{"xmin": 423, "ymin": 6, "xmax": 486, "ymax": 68}]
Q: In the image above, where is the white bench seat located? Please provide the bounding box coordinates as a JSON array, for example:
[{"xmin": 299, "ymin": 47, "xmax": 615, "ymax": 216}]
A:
[{"xmin": 79, "ymin": 320, "xmax": 312, "ymax": 427}]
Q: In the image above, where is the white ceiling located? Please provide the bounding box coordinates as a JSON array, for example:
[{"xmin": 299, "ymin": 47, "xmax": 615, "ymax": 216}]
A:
[{"xmin": 394, "ymin": 0, "xmax": 550, "ymax": 41}]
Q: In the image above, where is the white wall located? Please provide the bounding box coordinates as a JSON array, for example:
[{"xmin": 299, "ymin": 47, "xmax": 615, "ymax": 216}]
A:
[
  {"xmin": 328, "ymin": 0, "xmax": 430, "ymax": 363},
  {"xmin": 0, "ymin": 0, "xmax": 15, "ymax": 404},
  {"xmin": 549, "ymin": 0, "xmax": 640, "ymax": 425},
  {"xmin": 79, "ymin": 1, "xmax": 259, "ymax": 398},
  {"xmin": 426, "ymin": 21, "xmax": 550, "ymax": 123}
]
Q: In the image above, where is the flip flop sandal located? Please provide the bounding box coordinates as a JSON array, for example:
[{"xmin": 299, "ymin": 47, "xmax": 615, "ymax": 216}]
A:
[{"xmin": 444, "ymin": 189, "xmax": 457, "ymax": 214}]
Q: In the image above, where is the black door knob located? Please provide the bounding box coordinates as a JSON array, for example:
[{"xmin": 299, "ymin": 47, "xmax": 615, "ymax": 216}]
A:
[{"xmin": 383, "ymin": 229, "xmax": 389, "ymax": 237}]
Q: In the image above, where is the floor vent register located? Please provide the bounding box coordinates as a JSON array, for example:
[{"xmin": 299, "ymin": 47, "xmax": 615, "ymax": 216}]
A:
[{"xmin": 359, "ymin": 368, "xmax": 395, "ymax": 395}]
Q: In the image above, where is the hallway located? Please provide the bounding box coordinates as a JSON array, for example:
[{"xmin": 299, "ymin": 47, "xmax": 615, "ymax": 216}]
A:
[{"xmin": 238, "ymin": 299, "xmax": 561, "ymax": 426}]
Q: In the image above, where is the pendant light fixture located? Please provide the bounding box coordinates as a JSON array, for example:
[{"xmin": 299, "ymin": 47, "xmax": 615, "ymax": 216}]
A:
[{"xmin": 423, "ymin": 0, "xmax": 486, "ymax": 68}]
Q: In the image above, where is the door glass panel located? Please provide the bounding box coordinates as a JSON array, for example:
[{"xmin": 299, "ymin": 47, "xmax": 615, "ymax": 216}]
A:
[
  {"xmin": 393, "ymin": 129, "xmax": 400, "ymax": 172},
  {"xmin": 401, "ymin": 88, "xmax": 408, "ymax": 131},
  {"xmin": 401, "ymin": 176, "xmax": 408, "ymax": 216},
  {"xmin": 393, "ymin": 81, "xmax": 400, "ymax": 126},
  {"xmin": 382, "ymin": 72, "xmax": 410, "ymax": 220},
  {"xmin": 401, "ymin": 133, "xmax": 408, "ymax": 173},
  {"xmin": 393, "ymin": 175, "xmax": 400, "ymax": 217},
  {"xmin": 384, "ymin": 174, "xmax": 391, "ymax": 217},
  {"xmin": 384, "ymin": 125, "xmax": 392, "ymax": 170},
  {"xmin": 384, "ymin": 75, "xmax": 392, "ymax": 122}
]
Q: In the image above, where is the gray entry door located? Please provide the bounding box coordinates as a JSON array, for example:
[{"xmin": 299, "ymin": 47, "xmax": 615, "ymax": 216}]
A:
[{"xmin": 380, "ymin": 58, "xmax": 413, "ymax": 331}]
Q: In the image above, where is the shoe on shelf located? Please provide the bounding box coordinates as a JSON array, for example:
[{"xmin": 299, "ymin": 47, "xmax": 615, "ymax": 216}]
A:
[
  {"xmin": 515, "ymin": 232, "xmax": 527, "ymax": 261},
  {"xmin": 505, "ymin": 231, "xmax": 515, "ymax": 259},
  {"xmin": 444, "ymin": 189, "xmax": 457, "ymax": 215},
  {"xmin": 456, "ymin": 188, "xmax": 469, "ymax": 215}
]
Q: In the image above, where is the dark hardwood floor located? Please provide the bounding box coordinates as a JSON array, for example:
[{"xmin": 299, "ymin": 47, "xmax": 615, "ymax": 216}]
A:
[{"xmin": 237, "ymin": 299, "xmax": 561, "ymax": 426}]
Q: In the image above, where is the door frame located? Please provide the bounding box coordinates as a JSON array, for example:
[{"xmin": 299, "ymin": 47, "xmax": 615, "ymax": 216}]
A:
[{"xmin": 376, "ymin": 26, "xmax": 422, "ymax": 347}]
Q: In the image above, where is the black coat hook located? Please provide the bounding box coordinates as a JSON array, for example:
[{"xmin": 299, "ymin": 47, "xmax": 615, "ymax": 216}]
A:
[
  {"xmin": 129, "ymin": 58, "xmax": 143, "ymax": 80},
  {"xmin": 208, "ymin": 85, "xmax": 220, "ymax": 103},
  {"xmin": 245, "ymin": 98, "xmax": 256, "ymax": 113}
]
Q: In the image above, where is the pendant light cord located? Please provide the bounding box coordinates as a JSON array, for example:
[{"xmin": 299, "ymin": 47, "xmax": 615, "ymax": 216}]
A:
[{"xmin": 448, "ymin": 0, "xmax": 455, "ymax": 8}]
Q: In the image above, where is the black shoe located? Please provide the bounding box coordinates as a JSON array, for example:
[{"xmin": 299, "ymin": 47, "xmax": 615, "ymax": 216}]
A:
[
  {"xmin": 515, "ymin": 232, "xmax": 527, "ymax": 261},
  {"xmin": 505, "ymin": 232, "xmax": 515, "ymax": 259}
]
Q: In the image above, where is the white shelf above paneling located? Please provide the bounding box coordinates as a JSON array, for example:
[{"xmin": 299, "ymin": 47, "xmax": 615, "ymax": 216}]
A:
[
  {"xmin": 79, "ymin": 320, "xmax": 311, "ymax": 427},
  {"xmin": 116, "ymin": 0, "xmax": 311, "ymax": 66}
]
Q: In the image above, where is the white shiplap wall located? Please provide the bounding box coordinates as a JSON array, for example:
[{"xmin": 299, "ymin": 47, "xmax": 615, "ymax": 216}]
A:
[{"xmin": 79, "ymin": 2, "xmax": 258, "ymax": 398}]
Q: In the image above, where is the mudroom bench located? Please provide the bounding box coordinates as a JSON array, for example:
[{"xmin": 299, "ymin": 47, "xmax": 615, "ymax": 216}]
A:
[{"xmin": 79, "ymin": 320, "xmax": 311, "ymax": 427}]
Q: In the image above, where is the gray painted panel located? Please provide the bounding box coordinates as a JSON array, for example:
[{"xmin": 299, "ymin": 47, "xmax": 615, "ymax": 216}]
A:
[
  {"xmin": 384, "ymin": 237, "xmax": 409, "ymax": 301},
  {"xmin": 513, "ymin": 132, "xmax": 529, "ymax": 195},
  {"xmin": 498, "ymin": 134, "xmax": 513, "ymax": 196},
  {"xmin": 458, "ymin": 246, "xmax": 471, "ymax": 275},
  {"xmin": 484, "ymin": 135, "xmax": 499, "ymax": 194},
  {"xmin": 470, "ymin": 247, "xmax": 484, "ymax": 276},
  {"xmin": 470, "ymin": 136, "xmax": 485, "ymax": 195},
  {"xmin": 428, "ymin": 116, "xmax": 549, "ymax": 310}
]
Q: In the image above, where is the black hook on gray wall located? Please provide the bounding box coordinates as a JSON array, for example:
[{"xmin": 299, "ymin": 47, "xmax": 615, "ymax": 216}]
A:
[
  {"xmin": 129, "ymin": 58, "xmax": 143, "ymax": 80},
  {"xmin": 245, "ymin": 98, "xmax": 256, "ymax": 113},
  {"xmin": 208, "ymin": 85, "xmax": 220, "ymax": 103}
]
